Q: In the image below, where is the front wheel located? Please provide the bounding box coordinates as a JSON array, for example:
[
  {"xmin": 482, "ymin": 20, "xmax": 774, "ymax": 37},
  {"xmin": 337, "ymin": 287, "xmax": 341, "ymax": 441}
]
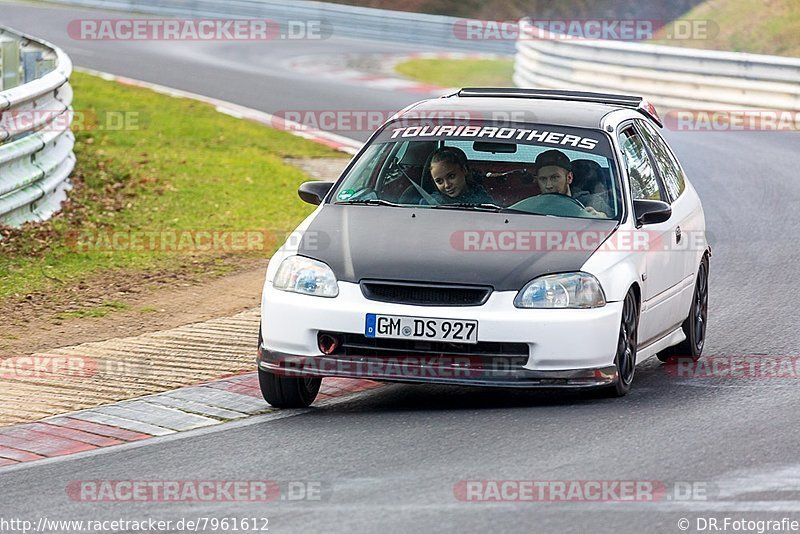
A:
[
  {"xmin": 258, "ymin": 368, "xmax": 321, "ymax": 408},
  {"xmin": 657, "ymin": 256, "xmax": 709, "ymax": 362},
  {"xmin": 602, "ymin": 288, "xmax": 639, "ymax": 397}
]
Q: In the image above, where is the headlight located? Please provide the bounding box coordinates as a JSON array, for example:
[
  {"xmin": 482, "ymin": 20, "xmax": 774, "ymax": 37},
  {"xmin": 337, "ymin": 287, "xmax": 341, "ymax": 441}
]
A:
[
  {"xmin": 514, "ymin": 272, "xmax": 605, "ymax": 309},
  {"xmin": 273, "ymin": 256, "xmax": 339, "ymax": 297}
]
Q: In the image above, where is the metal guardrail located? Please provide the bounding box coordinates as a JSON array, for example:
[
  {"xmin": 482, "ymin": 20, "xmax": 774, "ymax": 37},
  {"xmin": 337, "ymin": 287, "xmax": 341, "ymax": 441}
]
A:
[
  {"xmin": 514, "ymin": 26, "xmax": 800, "ymax": 110},
  {"xmin": 44, "ymin": 0, "xmax": 516, "ymax": 55},
  {"xmin": 0, "ymin": 27, "xmax": 75, "ymax": 227}
]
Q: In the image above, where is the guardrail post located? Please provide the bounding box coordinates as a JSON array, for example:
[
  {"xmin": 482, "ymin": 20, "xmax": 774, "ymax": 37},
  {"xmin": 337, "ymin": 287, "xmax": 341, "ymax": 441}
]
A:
[
  {"xmin": 21, "ymin": 48, "xmax": 43, "ymax": 84},
  {"xmin": 0, "ymin": 35, "xmax": 22, "ymax": 90}
]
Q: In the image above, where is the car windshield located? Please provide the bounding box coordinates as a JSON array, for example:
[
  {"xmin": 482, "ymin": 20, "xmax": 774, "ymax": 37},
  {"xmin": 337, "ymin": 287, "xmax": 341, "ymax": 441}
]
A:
[{"xmin": 331, "ymin": 120, "xmax": 621, "ymax": 220}]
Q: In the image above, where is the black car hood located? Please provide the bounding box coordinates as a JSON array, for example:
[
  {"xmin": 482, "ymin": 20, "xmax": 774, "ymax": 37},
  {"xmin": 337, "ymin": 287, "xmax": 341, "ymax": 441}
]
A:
[{"xmin": 298, "ymin": 205, "xmax": 618, "ymax": 291}]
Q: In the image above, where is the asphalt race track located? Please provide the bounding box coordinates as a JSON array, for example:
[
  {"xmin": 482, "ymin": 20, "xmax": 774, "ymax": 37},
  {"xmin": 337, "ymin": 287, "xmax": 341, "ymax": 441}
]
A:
[{"xmin": 2, "ymin": 2, "xmax": 800, "ymax": 533}]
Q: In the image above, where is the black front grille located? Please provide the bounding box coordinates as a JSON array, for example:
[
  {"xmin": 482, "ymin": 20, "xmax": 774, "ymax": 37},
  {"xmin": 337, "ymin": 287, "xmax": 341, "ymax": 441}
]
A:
[
  {"xmin": 360, "ymin": 280, "xmax": 492, "ymax": 306},
  {"xmin": 328, "ymin": 332, "xmax": 528, "ymax": 360}
]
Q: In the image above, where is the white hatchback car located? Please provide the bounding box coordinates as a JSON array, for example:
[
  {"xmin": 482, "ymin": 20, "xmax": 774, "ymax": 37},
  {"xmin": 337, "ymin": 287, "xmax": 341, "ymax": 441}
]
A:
[{"xmin": 257, "ymin": 89, "xmax": 710, "ymax": 406}]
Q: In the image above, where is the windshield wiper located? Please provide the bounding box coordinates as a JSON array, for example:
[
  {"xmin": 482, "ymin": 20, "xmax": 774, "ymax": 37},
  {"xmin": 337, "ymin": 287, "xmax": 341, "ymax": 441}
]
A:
[
  {"xmin": 432, "ymin": 202, "xmax": 504, "ymax": 212},
  {"xmin": 339, "ymin": 199, "xmax": 535, "ymax": 214},
  {"xmin": 500, "ymin": 207, "xmax": 544, "ymax": 215},
  {"xmin": 337, "ymin": 199, "xmax": 403, "ymax": 207},
  {"xmin": 430, "ymin": 203, "xmax": 541, "ymax": 215}
]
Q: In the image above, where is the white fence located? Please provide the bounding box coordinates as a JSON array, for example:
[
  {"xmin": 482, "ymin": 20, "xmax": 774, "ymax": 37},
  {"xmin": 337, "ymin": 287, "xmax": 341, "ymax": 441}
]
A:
[
  {"xmin": 514, "ymin": 26, "xmax": 800, "ymax": 111},
  {"xmin": 0, "ymin": 27, "xmax": 75, "ymax": 227}
]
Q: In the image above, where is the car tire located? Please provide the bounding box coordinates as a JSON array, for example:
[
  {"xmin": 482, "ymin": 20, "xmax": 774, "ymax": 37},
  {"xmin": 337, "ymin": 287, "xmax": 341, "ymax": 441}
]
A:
[
  {"xmin": 601, "ymin": 288, "xmax": 639, "ymax": 397},
  {"xmin": 657, "ymin": 256, "xmax": 709, "ymax": 363},
  {"xmin": 258, "ymin": 368, "xmax": 321, "ymax": 408},
  {"xmin": 257, "ymin": 321, "xmax": 321, "ymax": 408}
]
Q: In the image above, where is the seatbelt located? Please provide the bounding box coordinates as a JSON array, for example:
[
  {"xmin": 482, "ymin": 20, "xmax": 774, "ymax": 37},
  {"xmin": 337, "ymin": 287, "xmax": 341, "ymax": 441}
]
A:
[{"xmin": 394, "ymin": 158, "xmax": 438, "ymax": 205}]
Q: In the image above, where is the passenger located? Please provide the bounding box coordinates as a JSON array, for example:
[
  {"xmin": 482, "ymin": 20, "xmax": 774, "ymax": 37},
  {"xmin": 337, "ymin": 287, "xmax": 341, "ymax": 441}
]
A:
[
  {"xmin": 425, "ymin": 147, "xmax": 495, "ymax": 205},
  {"xmin": 572, "ymin": 159, "xmax": 604, "ymax": 195},
  {"xmin": 572, "ymin": 159, "xmax": 612, "ymax": 213},
  {"xmin": 533, "ymin": 150, "xmax": 610, "ymax": 217}
]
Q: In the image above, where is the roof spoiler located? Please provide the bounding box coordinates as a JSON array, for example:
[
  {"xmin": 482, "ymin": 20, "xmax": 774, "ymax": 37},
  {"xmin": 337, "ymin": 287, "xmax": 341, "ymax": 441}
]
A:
[{"xmin": 454, "ymin": 88, "xmax": 663, "ymax": 127}]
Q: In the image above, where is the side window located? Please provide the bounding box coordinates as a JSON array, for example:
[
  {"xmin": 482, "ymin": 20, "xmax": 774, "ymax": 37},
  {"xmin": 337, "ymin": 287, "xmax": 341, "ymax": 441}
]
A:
[
  {"xmin": 637, "ymin": 120, "xmax": 686, "ymax": 201},
  {"xmin": 618, "ymin": 127, "xmax": 663, "ymax": 201}
]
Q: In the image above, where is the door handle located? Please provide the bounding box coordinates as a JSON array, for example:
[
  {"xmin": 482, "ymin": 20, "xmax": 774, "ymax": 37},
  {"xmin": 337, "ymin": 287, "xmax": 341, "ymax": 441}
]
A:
[{"xmin": 675, "ymin": 226, "xmax": 682, "ymax": 243}]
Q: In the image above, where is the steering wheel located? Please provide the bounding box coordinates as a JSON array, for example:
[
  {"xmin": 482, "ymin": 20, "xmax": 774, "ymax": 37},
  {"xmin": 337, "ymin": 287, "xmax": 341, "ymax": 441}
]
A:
[
  {"xmin": 385, "ymin": 157, "xmax": 413, "ymax": 181},
  {"xmin": 509, "ymin": 193, "xmax": 587, "ymax": 217}
]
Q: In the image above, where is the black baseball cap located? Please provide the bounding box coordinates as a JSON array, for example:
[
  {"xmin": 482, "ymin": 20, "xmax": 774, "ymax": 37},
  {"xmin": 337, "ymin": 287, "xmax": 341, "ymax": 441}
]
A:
[{"xmin": 534, "ymin": 149, "xmax": 572, "ymax": 173}]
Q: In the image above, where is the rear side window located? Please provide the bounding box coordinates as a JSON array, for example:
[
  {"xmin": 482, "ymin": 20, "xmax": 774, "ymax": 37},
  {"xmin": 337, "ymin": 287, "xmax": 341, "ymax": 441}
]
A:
[
  {"xmin": 618, "ymin": 127, "xmax": 663, "ymax": 201},
  {"xmin": 637, "ymin": 120, "xmax": 686, "ymax": 201}
]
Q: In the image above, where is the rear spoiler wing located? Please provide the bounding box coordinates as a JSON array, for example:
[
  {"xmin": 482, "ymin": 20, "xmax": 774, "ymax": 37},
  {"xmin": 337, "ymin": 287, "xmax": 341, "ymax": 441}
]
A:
[{"xmin": 453, "ymin": 88, "xmax": 663, "ymax": 127}]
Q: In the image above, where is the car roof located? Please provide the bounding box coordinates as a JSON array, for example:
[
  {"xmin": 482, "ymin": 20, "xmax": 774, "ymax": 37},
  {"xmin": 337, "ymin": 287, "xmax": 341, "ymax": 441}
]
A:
[{"xmin": 403, "ymin": 88, "xmax": 658, "ymax": 129}]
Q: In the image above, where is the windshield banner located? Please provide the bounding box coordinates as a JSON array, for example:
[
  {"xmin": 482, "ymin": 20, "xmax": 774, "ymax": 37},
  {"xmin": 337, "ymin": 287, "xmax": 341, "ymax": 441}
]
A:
[{"xmin": 375, "ymin": 121, "xmax": 612, "ymax": 157}]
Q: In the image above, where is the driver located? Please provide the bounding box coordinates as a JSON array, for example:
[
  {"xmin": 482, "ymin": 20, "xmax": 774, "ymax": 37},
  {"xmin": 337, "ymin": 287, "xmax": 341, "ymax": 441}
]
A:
[{"xmin": 533, "ymin": 149, "xmax": 610, "ymax": 218}]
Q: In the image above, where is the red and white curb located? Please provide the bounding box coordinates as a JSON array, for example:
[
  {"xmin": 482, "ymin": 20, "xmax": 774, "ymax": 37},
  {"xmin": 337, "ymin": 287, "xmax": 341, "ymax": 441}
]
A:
[
  {"xmin": 284, "ymin": 52, "xmax": 505, "ymax": 94},
  {"xmin": 76, "ymin": 67, "xmax": 363, "ymax": 155},
  {"xmin": 0, "ymin": 374, "xmax": 382, "ymax": 468},
  {"xmin": 284, "ymin": 54, "xmax": 443, "ymax": 94}
]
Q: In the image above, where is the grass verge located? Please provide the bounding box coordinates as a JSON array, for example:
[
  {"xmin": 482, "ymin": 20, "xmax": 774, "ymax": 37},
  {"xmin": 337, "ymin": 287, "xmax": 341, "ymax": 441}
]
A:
[
  {"xmin": 650, "ymin": 0, "xmax": 800, "ymax": 57},
  {"xmin": 394, "ymin": 58, "xmax": 515, "ymax": 88},
  {"xmin": 0, "ymin": 71, "xmax": 346, "ymax": 305}
]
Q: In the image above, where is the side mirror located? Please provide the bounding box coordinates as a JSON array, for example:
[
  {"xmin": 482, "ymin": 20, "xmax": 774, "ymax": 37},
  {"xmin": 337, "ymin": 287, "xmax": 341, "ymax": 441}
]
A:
[
  {"xmin": 633, "ymin": 199, "xmax": 671, "ymax": 226},
  {"xmin": 298, "ymin": 181, "xmax": 334, "ymax": 205}
]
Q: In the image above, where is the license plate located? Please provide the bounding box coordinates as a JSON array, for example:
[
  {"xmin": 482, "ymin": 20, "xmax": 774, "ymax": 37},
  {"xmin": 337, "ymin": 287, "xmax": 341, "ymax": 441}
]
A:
[{"xmin": 365, "ymin": 314, "xmax": 478, "ymax": 344}]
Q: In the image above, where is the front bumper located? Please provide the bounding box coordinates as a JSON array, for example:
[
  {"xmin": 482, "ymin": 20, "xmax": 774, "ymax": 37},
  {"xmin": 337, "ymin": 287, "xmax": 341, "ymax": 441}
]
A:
[
  {"xmin": 259, "ymin": 281, "xmax": 623, "ymax": 387},
  {"xmin": 258, "ymin": 349, "xmax": 619, "ymax": 388}
]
